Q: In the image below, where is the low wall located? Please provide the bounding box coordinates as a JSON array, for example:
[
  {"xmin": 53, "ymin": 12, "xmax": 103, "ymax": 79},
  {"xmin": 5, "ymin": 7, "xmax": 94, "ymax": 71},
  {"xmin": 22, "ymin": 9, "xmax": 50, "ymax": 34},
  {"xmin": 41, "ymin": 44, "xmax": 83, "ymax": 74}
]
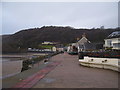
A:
[{"xmin": 79, "ymin": 56, "xmax": 120, "ymax": 72}]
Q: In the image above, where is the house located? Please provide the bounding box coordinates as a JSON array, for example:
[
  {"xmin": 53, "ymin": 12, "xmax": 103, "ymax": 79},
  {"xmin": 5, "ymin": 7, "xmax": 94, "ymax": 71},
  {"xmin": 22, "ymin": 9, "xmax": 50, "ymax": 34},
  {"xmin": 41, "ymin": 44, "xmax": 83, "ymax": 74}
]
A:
[
  {"xmin": 75, "ymin": 33, "xmax": 95, "ymax": 51},
  {"xmin": 77, "ymin": 33, "xmax": 91, "ymax": 46},
  {"xmin": 67, "ymin": 45, "xmax": 73, "ymax": 52},
  {"xmin": 104, "ymin": 31, "xmax": 120, "ymax": 50},
  {"xmin": 57, "ymin": 47, "xmax": 64, "ymax": 52},
  {"xmin": 52, "ymin": 46, "xmax": 57, "ymax": 52},
  {"xmin": 67, "ymin": 33, "xmax": 96, "ymax": 53},
  {"xmin": 56, "ymin": 44, "xmax": 64, "ymax": 52},
  {"xmin": 74, "ymin": 33, "xmax": 90, "ymax": 47},
  {"xmin": 67, "ymin": 45, "xmax": 78, "ymax": 54},
  {"xmin": 52, "ymin": 44, "xmax": 64, "ymax": 52}
]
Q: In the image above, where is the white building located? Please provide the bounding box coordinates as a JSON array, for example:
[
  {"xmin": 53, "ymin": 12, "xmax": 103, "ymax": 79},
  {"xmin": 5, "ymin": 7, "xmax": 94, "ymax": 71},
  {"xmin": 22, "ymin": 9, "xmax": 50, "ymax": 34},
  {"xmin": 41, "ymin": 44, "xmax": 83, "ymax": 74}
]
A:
[
  {"xmin": 52, "ymin": 46, "xmax": 57, "ymax": 52},
  {"xmin": 42, "ymin": 41, "xmax": 54, "ymax": 45},
  {"xmin": 57, "ymin": 47, "xmax": 64, "ymax": 52},
  {"xmin": 67, "ymin": 45, "xmax": 73, "ymax": 52},
  {"xmin": 104, "ymin": 31, "xmax": 120, "ymax": 50}
]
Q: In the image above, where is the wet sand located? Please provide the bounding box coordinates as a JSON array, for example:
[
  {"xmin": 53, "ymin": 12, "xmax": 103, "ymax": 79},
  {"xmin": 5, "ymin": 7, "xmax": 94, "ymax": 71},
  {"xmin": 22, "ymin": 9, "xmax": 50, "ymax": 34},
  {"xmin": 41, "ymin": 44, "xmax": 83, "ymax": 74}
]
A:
[
  {"xmin": 1, "ymin": 52, "xmax": 47, "ymax": 59},
  {"xmin": 1, "ymin": 53, "xmax": 47, "ymax": 79},
  {"xmin": 2, "ymin": 60, "xmax": 23, "ymax": 79}
]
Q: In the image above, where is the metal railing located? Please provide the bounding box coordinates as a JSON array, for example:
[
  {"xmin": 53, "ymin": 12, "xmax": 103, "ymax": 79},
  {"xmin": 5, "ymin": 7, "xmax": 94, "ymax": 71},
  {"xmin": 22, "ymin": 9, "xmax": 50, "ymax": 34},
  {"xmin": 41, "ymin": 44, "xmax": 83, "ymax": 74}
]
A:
[{"xmin": 79, "ymin": 50, "xmax": 120, "ymax": 59}]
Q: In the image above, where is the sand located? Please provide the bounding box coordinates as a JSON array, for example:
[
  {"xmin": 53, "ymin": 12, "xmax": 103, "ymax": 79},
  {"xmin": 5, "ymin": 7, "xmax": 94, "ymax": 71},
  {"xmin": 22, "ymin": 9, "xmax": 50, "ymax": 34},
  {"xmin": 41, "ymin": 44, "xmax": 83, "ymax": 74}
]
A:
[
  {"xmin": 1, "ymin": 60, "xmax": 23, "ymax": 79},
  {"xmin": 1, "ymin": 52, "xmax": 47, "ymax": 79}
]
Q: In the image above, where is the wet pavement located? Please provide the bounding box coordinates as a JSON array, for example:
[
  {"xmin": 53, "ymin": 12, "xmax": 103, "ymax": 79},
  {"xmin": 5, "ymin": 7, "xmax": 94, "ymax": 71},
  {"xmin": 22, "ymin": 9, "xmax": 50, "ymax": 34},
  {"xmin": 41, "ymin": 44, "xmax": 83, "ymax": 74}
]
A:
[{"xmin": 33, "ymin": 52, "xmax": 118, "ymax": 88}]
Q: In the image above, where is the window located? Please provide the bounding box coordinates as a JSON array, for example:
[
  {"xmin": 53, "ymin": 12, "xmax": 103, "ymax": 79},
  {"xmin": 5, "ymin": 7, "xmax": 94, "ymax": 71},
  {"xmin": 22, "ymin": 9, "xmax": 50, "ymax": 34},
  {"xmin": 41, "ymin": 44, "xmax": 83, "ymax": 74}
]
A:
[
  {"xmin": 113, "ymin": 43, "xmax": 120, "ymax": 48},
  {"xmin": 107, "ymin": 40, "xmax": 112, "ymax": 47}
]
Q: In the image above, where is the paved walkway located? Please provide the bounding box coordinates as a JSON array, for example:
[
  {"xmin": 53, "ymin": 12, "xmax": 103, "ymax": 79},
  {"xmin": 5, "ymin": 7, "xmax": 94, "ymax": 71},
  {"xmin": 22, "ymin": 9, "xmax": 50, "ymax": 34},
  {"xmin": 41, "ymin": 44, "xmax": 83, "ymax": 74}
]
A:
[{"xmin": 33, "ymin": 52, "xmax": 118, "ymax": 88}]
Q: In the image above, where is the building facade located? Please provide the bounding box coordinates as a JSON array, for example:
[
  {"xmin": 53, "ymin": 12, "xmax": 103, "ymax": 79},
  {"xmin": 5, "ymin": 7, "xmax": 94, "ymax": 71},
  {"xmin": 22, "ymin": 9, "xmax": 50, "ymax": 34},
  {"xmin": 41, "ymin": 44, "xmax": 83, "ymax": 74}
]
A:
[
  {"xmin": 104, "ymin": 31, "xmax": 120, "ymax": 50},
  {"xmin": 75, "ymin": 34, "xmax": 95, "ymax": 51}
]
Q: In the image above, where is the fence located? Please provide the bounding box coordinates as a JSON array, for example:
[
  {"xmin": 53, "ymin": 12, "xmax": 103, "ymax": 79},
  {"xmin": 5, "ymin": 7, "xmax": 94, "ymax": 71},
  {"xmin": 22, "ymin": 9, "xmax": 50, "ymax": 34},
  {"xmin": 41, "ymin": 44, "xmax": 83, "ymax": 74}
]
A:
[{"xmin": 79, "ymin": 50, "xmax": 120, "ymax": 59}]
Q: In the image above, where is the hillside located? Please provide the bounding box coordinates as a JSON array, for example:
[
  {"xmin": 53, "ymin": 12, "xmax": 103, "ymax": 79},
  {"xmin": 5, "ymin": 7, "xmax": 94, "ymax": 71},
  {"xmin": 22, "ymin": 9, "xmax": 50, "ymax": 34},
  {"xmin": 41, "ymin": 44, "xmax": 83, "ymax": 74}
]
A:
[{"xmin": 2, "ymin": 26, "xmax": 120, "ymax": 53}]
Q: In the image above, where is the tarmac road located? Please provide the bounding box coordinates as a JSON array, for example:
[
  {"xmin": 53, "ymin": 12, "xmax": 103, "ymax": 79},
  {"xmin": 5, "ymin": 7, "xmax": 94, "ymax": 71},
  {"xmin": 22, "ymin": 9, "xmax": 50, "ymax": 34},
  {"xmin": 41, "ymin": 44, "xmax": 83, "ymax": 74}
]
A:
[{"xmin": 33, "ymin": 52, "xmax": 118, "ymax": 88}]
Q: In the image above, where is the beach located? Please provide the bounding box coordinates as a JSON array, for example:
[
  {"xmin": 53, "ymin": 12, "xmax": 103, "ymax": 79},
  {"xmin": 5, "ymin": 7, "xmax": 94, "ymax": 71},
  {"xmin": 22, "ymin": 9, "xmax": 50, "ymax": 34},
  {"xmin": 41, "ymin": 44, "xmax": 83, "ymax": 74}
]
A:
[
  {"xmin": 2, "ymin": 59, "xmax": 23, "ymax": 79},
  {"xmin": 1, "ymin": 53, "xmax": 47, "ymax": 79}
]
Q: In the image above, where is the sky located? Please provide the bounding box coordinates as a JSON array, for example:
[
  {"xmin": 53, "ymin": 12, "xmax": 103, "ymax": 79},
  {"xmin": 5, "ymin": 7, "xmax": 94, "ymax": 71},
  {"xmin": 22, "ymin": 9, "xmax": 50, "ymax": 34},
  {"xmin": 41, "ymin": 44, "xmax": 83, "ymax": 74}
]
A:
[{"xmin": 1, "ymin": 2, "xmax": 118, "ymax": 34}]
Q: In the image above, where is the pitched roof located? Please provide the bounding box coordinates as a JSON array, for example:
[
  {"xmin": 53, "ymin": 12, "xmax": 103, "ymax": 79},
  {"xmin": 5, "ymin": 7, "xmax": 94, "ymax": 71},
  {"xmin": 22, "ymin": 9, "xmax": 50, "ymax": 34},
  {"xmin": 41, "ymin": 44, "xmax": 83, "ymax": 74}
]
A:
[
  {"xmin": 77, "ymin": 37, "xmax": 91, "ymax": 45},
  {"xmin": 106, "ymin": 31, "xmax": 120, "ymax": 39}
]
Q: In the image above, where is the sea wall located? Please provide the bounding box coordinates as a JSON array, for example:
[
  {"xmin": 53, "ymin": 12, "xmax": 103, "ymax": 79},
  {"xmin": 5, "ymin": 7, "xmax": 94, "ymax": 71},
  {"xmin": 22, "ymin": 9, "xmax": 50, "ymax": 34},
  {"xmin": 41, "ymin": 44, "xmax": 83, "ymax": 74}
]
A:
[{"xmin": 79, "ymin": 56, "xmax": 119, "ymax": 72}]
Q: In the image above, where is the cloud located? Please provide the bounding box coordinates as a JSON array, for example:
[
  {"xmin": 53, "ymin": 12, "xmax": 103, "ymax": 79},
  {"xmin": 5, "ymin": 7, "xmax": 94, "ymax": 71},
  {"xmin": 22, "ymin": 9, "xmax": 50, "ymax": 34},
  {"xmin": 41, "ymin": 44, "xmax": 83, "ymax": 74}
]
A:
[{"xmin": 2, "ymin": 2, "xmax": 118, "ymax": 34}]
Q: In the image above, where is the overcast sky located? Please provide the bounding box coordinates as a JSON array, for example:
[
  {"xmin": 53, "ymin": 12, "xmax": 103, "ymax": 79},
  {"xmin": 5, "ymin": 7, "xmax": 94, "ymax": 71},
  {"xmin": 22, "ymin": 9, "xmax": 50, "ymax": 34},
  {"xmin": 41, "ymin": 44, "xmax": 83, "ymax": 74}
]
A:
[{"xmin": 2, "ymin": 2, "xmax": 118, "ymax": 34}]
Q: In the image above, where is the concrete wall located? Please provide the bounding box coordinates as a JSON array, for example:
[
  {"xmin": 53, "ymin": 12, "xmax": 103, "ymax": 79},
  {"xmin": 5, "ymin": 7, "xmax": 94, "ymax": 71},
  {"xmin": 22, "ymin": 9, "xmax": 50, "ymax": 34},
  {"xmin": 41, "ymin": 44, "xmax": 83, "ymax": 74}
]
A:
[{"xmin": 79, "ymin": 56, "xmax": 119, "ymax": 72}]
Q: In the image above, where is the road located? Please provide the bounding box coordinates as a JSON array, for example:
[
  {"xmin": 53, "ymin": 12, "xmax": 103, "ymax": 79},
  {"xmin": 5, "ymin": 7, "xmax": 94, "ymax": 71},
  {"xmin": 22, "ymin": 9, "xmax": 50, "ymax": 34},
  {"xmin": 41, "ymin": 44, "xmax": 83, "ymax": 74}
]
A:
[{"xmin": 33, "ymin": 52, "xmax": 118, "ymax": 88}]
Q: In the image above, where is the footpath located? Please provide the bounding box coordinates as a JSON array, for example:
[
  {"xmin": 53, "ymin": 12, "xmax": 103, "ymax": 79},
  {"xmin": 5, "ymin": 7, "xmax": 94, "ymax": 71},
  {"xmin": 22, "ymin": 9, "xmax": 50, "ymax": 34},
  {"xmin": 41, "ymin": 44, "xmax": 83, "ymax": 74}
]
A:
[{"xmin": 2, "ymin": 52, "xmax": 118, "ymax": 88}]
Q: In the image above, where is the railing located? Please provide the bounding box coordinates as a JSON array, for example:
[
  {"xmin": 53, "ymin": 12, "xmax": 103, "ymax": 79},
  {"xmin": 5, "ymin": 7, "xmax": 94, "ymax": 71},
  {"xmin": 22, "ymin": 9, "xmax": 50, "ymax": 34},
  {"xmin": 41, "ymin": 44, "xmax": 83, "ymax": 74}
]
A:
[
  {"xmin": 79, "ymin": 50, "xmax": 120, "ymax": 59},
  {"xmin": 21, "ymin": 51, "xmax": 63, "ymax": 72}
]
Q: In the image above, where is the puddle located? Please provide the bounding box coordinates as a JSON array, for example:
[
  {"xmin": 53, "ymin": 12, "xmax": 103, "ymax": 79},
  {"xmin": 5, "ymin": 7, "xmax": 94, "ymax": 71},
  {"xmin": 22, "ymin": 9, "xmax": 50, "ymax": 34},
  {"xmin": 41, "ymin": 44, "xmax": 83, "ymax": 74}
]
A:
[{"xmin": 43, "ymin": 78, "xmax": 56, "ymax": 83}]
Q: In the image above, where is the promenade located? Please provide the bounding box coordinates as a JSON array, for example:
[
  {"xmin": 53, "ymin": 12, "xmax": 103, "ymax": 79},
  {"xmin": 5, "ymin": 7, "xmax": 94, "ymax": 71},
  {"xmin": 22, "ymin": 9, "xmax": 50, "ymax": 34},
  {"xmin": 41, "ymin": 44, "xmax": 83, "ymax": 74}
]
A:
[
  {"xmin": 33, "ymin": 52, "xmax": 118, "ymax": 88},
  {"xmin": 3, "ymin": 52, "xmax": 118, "ymax": 88}
]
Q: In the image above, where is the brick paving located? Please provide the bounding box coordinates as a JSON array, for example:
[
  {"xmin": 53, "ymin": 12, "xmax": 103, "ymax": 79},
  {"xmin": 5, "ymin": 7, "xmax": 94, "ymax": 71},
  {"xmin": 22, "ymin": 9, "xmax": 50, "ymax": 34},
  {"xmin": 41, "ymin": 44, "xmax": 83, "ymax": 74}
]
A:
[
  {"xmin": 12, "ymin": 61, "xmax": 61, "ymax": 88},
  {"xmin": 33, "ymin": 52, "xmax": 118, "ymax": 88}
]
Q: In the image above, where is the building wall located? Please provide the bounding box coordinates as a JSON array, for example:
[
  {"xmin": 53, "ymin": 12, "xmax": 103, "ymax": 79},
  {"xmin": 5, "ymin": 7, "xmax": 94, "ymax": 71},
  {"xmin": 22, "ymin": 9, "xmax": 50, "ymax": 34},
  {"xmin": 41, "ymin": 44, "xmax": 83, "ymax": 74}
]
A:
[
  {"xmin": 52, "ymin": 47, "xmax": 57, "ymax": 52},
  {"xmin": 104, "ymin": 38, "xmax": 120, "ymax": 49},
  {"xmin": 104, "ymin": 39, "xmax": 112, "ymax": 47},
  {"xmin": 57, "ymin": 48, "xmax": 64, "ymax": 52},
  {"xmin": 77, "ymin": 37, "xmax": 88, "ymax": 45}
]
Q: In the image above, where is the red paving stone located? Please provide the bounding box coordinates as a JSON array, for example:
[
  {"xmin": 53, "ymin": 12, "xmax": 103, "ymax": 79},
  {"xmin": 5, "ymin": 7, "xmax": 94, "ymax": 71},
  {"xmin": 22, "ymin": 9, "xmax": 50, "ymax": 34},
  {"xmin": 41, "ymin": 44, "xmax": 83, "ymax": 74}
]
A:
[{"xmin": 12, "ymin": 61, "xmax": 61, "ymax": 88}]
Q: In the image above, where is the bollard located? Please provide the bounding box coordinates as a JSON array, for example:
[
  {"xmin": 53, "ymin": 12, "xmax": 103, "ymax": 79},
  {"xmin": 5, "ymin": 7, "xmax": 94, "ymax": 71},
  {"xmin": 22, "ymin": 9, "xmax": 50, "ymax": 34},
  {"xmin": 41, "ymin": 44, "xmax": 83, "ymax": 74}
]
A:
[{"xmin": 78, "ymin": 52, "xmax": 84, "ymax": 59}]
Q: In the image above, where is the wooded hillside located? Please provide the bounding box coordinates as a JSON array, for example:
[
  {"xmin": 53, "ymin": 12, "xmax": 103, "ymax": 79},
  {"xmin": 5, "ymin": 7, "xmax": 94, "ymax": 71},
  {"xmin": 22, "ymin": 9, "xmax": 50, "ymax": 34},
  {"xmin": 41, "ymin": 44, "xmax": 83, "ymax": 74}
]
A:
[{"xmin": 2, "ymin": 26, "xmax": 120, "ymax": 53}]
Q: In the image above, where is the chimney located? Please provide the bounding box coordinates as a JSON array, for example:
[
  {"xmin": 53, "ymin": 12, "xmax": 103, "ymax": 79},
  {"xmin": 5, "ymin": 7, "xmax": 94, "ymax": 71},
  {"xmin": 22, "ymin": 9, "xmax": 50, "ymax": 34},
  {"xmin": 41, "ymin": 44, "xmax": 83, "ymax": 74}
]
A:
[
  {"xmin": 77, "ymin": 38, "xmax": 80, "ymax": 41},
  {"xmin": 82, "ymin": 33, "xmax": 86, "ymax": 37}
]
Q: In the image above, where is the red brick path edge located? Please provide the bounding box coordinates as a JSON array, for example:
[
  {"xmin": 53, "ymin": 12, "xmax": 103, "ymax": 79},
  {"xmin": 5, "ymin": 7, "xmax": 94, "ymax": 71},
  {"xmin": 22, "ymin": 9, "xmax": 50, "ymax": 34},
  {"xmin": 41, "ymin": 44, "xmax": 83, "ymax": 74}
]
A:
[{"xmin": 12, "ymin": 61, "xmax": 61, "ymax": 88}]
